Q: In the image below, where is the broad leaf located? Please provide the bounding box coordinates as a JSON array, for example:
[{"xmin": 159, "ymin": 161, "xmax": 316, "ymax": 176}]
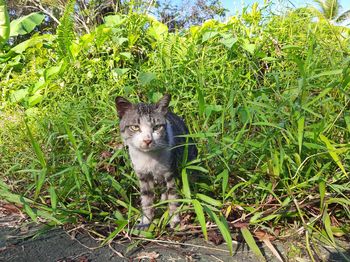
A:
[
  {"xmin": 202, "ymin": 31, "xmax": 219, "ymax": 42},
  {"xmin": 0, "ymin": 0, "xmax": 10, "ymax": 44},
  {"xmin": 10, "ymin": 12, "xmax": 45, "ymax": 36},
  {"xmin": 139, "ymin": 72, "xmax": 156, "ymax": 86}
]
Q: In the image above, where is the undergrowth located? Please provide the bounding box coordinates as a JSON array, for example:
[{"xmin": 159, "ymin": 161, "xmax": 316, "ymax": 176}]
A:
[{"xmin": 0, "ymin": 3, "xmax": 349, "ymax": 260}]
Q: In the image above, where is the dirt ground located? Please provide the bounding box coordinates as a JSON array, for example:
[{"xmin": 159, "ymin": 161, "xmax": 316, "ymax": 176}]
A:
[{"xmin": 0, "ymin": 202, "xmax": 349, "ymax": 262}]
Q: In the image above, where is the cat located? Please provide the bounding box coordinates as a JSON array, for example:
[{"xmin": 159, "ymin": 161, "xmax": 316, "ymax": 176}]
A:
[{"xmin": 115, "ymin": 94, "xmax": 197, "ymax": 228}]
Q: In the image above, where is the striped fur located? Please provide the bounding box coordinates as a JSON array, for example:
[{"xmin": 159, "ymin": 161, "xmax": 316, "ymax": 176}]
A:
[{"xmin": 115, "ymin": 94, "xmax": 197, "ymax": 227}]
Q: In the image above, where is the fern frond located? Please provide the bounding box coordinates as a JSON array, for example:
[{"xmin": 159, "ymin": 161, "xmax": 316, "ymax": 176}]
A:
[{"xmin": 56, "ymin": 0, "xmax": 76, "ymax": 59}]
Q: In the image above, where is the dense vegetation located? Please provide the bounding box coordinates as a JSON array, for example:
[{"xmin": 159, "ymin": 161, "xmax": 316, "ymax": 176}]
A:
[{"xmin": 1, "ymin": 1, "xmax": 349, "ymax": 260}]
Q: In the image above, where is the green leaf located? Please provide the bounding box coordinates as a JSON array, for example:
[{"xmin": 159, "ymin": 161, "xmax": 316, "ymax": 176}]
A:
[
  {"xmin": 63, "ymin": 121, "xmax": 77, "ymax": 149},
  {"xmin": 204, "ymin": 207, "xmax": 233, "ymax": 255},
  {"xmin": 220, "ymin": 169, "xmax": 229, "ymax": 198},
  {"xmin": 20, "ymin": 196, "xmax": 38, "ymax": 223},
  {"xmin": 323, "ymin": 210, "xmax": 335, "ymax": 244},
  {"xmin": 44, "ymin": 64, "xmax": 63, "ymax": 80},
  {"xmin": 242, "ymin": 42, "xmax": 256, "ymax": 54},
  {"xmin": 120, "ymin": 52, "xmax": 132, "ymax": 60},
  {"xmin": 101, "ymin": 220, "xmax": 128, "ymax": 245},
  {"xmin": 113, "ymin": 68, "xmax": 130, "ymax": 76},
  {"xmin": 344, "ymin": 112, "xmax": 350, "ymax": 134},
  {"xmin": 49, "ymin": 185, "xmax": 57, "ymax": 211},
  {"xmin": 0, "ymin": 0, "xmax": 10, "ymax": 45},
  {"xmin": 112, "ymin": 37, "xmax": 128, "ymax": 45},
  {"xmin": 139, "ymin": 72, "xmax": 156, "ymax": 86},
  {"xmin": 147, "ymin": 21, "xmax": 168, "ymax": 41},
  {"xmin": 202, "ymin": 31, "xmax": 219, "ymax": 42},
  {"xmin": 261, "ymin": 57, "xmax": 277, "ymax": 62},
  {"xmin": 306, "ymin": 87, "xmax": 332, "ymax": 107},
  {"xmin": 240, "ymin": 227, "xmax": 265, "ymax": 261},
  {"xmin": 106, "ymin": 175, "xmax": 128, "ymax": 201},
  {"xmin": 192, "ymin": 200, "xmax": 207, "ymax": 240},
  {"xmin": 185, "ymin": 165, "xmax": 208, "ymax": 173},
  {"xmin": 104, "ymin": 15, "xmax": 125, "ymax": 27},
  {"xmin": 129, "ymin": 228, "xmax": 154, "ymax": 239},
  {"xmin": 308, "ymin": 69, "xmax": 342, "ymax": 80},
  {"xmin": 196, "ymin": 193, "xmax": 222, "ymax": 207},
  {"xmin": 181, "ymin": 168, "xmax": 191, "ymax": 199},
  {"xmin": 25, "ymin": 121, "xmax": 47, "ymax": 169},
  {"xmin": 10, "ymin": 12, "xmax": 45, "ymax": 37},
  {"xmin": 219, "ymin": 36, "xmax": 238, "ymax": 49},
  {"xmin": 34, "ymin": 169, "xmax": 47, "ymax": 199},
  {"xmin": 319, "ymin": 134, "xmax": 347, "ymax": 177},
  {"xmin": 319, "ymin": 180, "xmax": 326, "ymax": 208},
  {"xmin": 196, "ymin": 72, "xmax": 205, "ymax": 116},
  {"xmin": 10, "ymin": 88, "xmax": 29, "ymax": 103},
  {"xmin": 297, "ymin": 114, "xmax": 305, "ymax": 155},
  {"xmin": 11, "ymin": 34, "xmax": 55, "ymax": 54},
  {"xmin": 28, "ymin": 92, "xmax": 44, "ymax": 107},
  {"xmin": 0, "ymin": 178, "xmax": 9, "ymax": 190}
]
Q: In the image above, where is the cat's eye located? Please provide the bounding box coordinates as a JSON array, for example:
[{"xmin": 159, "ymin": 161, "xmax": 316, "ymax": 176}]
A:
[
  {"xmin": 129, "ymin": 125, "xmax": 140, "ymax": 132},
  {"xmin": 153, "ymin": 125, "xmax": 164, "ymax": 131}
]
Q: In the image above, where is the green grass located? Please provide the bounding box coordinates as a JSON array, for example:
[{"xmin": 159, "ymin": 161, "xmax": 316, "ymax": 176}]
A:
[{"xmin": 0, "ymin": 4, "xmax": 349, "ymax": 260}]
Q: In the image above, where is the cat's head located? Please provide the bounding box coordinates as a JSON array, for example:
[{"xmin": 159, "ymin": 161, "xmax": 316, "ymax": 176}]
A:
[{"xmin": 115, "ymin": 94, "xmax": 171, "ymax": 152}]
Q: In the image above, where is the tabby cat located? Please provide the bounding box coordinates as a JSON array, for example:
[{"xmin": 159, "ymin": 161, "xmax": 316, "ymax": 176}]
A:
[{"xmin": 115, "ymin": 94, "xmax": 197, "ymax": 228}]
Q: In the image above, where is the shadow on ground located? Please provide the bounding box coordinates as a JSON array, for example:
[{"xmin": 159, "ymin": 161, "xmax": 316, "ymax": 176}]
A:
[{"xmin": 1, "ymin": 225, "xmax": 350, "ymax": 262}]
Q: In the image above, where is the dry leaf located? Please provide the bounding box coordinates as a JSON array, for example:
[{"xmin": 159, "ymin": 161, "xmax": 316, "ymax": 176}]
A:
[
  {"xmin": 77, "ymin": 255, "xmax": 89, "ymax": 262},
  {"xmin": 232, "ymin": 222, "xmax": 249, "ymax": 228},
  {"xmin": 2, "ymin": 203, "xmax": 21, "ymax": 214},
  {"xmin": 208, "ymin": 230, "xmax": 224, "ymax": 245},
  {"xmin": 100, "ymin": 151, "xmax": 112, "ymax": 159},
  {"xmin": 135, "ymin": 251, "xmax": 159, "ymax": 261},
  {"xmin": 254, "ymin": 230, "xmax": 275, "ymax": 241}
]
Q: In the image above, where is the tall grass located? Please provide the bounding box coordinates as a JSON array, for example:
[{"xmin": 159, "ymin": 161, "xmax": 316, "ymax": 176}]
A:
[{"xmin": 0, "ymin": 4, "xmax": 349, "ymax": 260}]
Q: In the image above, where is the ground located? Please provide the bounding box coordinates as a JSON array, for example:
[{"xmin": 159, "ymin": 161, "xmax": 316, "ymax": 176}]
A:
[{"xmin": 0, "ymin": 201, "xmax": 349, "ymax": 262}]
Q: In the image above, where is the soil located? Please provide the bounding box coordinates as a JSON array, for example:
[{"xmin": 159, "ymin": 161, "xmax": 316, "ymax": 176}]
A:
[{"xmin": 0, "ymin": 202, "xmax": 349, "ymax": 262}]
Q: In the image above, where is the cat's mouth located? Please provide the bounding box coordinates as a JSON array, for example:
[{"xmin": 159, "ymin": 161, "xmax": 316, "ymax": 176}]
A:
[
  {"xmin": 139, "ymin": 142, "xmax": 166, "ymax": 152},
  {"xmin": 139, "ymin": 143, "xmax": 155, "ymax": 151}
]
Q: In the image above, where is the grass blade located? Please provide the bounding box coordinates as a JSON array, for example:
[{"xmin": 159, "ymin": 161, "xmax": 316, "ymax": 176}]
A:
[
  {"xmin": 204, "ymin": 206, "xmax": 233, "ymax": 255},
  {"xmin": 24, "ymin": 121, "xmax": 48, "ymax": 199},
  {"xmin": 20, "ymin": 196, "xmax": 38, "ymax": 223},
  {"xmin": 220, "ymin": 169, "xmax": 229, "ymax": 199},
  {"xmin": 101, "ymin": 220, "xmax": 128, "ymax": 245},
  {"xmin": 322, "ymin": 209, "xmax": 335, "ymax": 245},
  {"xmin": 192, "ymin": 199, "xmax": 207, "ymax": 240},
  {"xmin": 319, "ymin": 134, "xmax": 348, "ymax": 177},
  {"xmin": 297, "ymin": 114, "xmax": 305, "ymax": 155},
  {"xmin": 319, "ymin": 180, "xmax": 326, "ymax": 209},
  {"xmin": 181, "ymin": 168, "xmax": 191, "ymax": 199},
  {"xmin": 34, "ymin": 169, "xmax": 47, "ymax": 199},
  {"xmin": 196, "ymin": 193, "xmax": 222, "ymax": 207},
  {"xmin": 345, "ymin": 112, "xmax": 350, "ymax": 134},
  {"xmin": 240, "ymin": 226, "xmax": 265, "ymax": 261},
  {"xmin": 24, "ymin": 120, "xmax": 46, "ymax": 169},
  {"xmin": 49, "ymin": 185, "xmax": 57, "ymax": 211}
]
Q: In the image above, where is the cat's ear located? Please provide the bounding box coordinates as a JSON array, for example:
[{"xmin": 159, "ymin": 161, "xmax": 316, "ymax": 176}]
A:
[
  {"xmin": 156, "ymin": 94, "xmax": 171, "ymax": 114},
  {"xmin": 115, "ymin": 96, "xmax": 132, "ymax": 118}
]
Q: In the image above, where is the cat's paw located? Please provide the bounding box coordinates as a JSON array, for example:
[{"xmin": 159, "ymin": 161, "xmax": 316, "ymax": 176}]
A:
[
  {"xmin": 160, "ymin": 192, "xmax": 168, "ymax": 201},
  {"xmin": 135, "ymin": 216, "xmax": 151, "ymax": 229},
  {"xmin": 135, "ymin": 222, "xmax": 150, "ymax": 229},
  {"xmin": 169, "ymin": 214, "xmax": 180, "ymax": 228}
]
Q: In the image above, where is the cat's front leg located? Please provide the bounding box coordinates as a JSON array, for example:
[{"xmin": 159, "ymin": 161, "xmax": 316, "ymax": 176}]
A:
[
  {"xmin": 137, "ymin": 172, "xmax": 155, "ymax": 228},
  {"xmin": 164, "ymin": 172, "xmax": 180, "ymax": 228}
]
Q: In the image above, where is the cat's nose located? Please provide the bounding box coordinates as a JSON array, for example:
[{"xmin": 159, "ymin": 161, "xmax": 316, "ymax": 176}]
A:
[{"xmin": 143, "ymin": 139, "xmax": 152, "ymax": 146}]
